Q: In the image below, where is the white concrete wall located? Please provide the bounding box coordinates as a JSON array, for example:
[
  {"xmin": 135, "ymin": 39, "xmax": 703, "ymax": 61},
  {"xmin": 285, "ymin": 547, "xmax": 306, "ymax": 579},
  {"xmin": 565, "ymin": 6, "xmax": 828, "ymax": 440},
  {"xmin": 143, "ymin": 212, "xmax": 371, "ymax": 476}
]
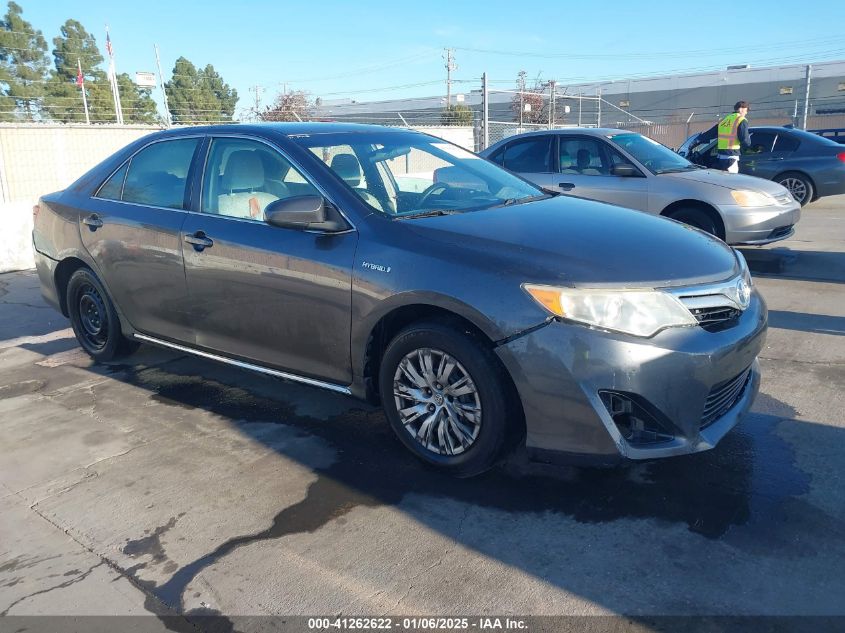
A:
[{"xmin": 0, "ymin": 125, "xmax": 158, "ymax": 273}]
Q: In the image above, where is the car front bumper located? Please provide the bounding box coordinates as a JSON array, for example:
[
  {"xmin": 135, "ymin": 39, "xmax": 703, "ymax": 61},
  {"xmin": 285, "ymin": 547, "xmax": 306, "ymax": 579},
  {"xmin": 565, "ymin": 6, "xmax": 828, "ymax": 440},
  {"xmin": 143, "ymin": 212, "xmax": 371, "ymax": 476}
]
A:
[
  {"xmin": 495, "ymin": 291, "xmax": 767, "ymax": 464},
  {"xmin": 719, "ymin": 202, "xmax": 801, "ymax": 245}
]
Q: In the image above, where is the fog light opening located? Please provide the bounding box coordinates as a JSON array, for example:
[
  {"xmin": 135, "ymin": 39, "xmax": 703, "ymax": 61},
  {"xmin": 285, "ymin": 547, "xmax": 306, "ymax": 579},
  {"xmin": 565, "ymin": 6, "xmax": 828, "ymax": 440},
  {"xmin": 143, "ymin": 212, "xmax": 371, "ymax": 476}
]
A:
[{"xmin": 599, "ymin": 391, "xmax": 675, "ymax": 446}]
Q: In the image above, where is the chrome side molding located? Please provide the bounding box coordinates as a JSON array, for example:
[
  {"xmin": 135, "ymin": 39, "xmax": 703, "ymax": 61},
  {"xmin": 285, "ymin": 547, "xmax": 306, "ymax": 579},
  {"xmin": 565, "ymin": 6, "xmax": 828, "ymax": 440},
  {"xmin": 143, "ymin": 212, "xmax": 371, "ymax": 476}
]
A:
[{"xmin": 133, "ymin": 333, "xmax": 352, "ymax": 396}]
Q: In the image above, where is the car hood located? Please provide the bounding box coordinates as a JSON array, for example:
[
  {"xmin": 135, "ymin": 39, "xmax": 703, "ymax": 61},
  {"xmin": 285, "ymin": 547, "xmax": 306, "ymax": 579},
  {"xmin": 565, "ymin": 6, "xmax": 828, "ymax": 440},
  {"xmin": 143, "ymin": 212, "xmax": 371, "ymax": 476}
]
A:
[
  {"xmin": 662, "ymin": 168, "xmax": 788, "ymax": 195},
  {"xmin": 403, "ymin": 196, "xmax": 739, "ymax": 288}
]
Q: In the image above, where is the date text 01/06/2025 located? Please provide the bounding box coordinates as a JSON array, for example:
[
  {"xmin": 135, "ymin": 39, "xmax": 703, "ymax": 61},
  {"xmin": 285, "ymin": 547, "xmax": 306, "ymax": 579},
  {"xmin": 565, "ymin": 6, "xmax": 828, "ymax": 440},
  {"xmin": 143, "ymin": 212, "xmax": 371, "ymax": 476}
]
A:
[{"xmin": 306, "ymin": 617, "xmax": 528, "ymax": 630}]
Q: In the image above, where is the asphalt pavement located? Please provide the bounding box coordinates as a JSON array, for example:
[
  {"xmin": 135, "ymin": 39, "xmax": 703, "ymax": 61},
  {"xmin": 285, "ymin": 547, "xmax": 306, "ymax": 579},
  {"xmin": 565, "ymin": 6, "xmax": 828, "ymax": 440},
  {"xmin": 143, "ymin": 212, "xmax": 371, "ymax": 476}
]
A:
[{"xmin": 1, "ymin": 196, "xmax": 844, "ymax": 629}]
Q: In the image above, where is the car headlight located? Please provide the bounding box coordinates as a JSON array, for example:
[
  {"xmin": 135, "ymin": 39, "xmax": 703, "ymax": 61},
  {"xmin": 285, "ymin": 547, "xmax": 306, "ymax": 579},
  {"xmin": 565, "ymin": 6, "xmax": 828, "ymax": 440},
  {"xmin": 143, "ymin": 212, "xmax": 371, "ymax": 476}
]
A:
[
  {"xmin": 523, "ymin": 284, "xmax": 697, "ymax": 338},
  {"xmin": 731, "ymin": 189, "xmax": 775, "ymax": 207},
  {"xmin": 734, "ymin": 248, "xmax": 753, "ymax": 287}
]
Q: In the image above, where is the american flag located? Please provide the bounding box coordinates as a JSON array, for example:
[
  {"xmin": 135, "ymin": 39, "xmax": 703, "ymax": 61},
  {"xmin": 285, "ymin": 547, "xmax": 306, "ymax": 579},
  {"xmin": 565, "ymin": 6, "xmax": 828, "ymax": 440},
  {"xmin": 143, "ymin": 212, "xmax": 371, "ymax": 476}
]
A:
[
  {"xmin": 76, "ymin": 59, "xmax": 84, "ymax": 86},
  {"xmin": 106, "ymin": 30, "xmax": 113, "ymax": 57}
]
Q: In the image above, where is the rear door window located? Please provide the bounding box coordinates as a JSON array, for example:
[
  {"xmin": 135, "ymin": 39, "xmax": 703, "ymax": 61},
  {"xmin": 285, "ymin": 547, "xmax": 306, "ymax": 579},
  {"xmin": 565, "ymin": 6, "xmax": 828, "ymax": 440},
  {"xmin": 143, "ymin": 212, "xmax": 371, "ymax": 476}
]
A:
[
  {"xmin": 502, "ymin": 136, "xmax": 552, "ymax": 173},
  {"xmin": 774, "ymin": 134, "xmax": 800, "ymax": 153},
  {"xmin": 121, "ymin": 138, "xmax": 200, "ymax": 209}
]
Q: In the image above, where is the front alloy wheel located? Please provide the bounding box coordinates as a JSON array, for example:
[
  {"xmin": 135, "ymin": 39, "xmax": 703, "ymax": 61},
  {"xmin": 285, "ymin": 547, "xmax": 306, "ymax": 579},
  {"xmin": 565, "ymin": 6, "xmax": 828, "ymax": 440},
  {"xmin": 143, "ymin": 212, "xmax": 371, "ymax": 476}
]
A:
[
  {"xmin": 393, "ymin": 348, "xmax": 482, "ymax": 456},
  {"xmin": 379, "ymin": 321, "xmax": 516, "ymax": 476}
]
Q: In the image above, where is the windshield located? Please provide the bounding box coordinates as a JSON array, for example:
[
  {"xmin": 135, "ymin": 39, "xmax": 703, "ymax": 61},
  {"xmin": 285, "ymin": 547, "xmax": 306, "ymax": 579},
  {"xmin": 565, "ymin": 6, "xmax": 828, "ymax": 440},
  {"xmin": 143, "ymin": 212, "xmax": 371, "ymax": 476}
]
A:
[
  {"xmin": 609, "ymin": 133, "xmax": 697, "ymax": 174},
  {"xmin": 289, "ymin": 130, "xmax": 544, "ymax": 217}
]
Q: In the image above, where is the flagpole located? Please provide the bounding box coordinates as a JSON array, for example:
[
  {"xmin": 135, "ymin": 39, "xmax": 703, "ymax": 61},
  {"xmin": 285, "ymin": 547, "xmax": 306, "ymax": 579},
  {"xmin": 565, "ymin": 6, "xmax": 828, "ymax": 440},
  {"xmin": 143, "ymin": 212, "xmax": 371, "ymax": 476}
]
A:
[
  {"xmin": 106, "ymin": 26, "xmax": 124, "ymax": 124},
  {"xmin": 155, "ymin": 45, "xmax": 172, "ymax": 128},
  {"xmin": 78, "ymin": 58, "xmax": 90, "ymax": 125}
]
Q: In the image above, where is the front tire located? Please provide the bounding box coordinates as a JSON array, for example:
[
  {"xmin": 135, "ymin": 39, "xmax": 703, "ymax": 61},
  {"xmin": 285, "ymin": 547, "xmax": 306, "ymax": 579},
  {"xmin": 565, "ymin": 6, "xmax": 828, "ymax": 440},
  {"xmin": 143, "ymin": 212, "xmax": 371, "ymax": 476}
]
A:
[
  {"xmin": 775, "ymin": 172, "xmax": 814, "ymax": 206},
  {"xmin": 378, "ymin": 321, "xmax": 514, "ymax": 477},
  {"xmin": 67, "ymin": 268, "xmax": 138, "ymax": 361},
  {"xmin": 666, "ymin": 206, "xmax": 720, "ymax": 238}
]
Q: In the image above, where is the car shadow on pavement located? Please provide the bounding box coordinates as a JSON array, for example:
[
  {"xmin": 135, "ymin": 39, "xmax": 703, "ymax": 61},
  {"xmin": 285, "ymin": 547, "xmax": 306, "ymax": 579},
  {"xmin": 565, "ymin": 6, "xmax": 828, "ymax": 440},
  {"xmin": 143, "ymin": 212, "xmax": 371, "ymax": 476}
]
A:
[
  {"xmin": 767, "ymin": 310, "xmax": 845, "ymax": 336},
  {"xmin": 64, "ymin": 351, "xmax": 843, "ymax": 623},
  {"xmin": 738, "ymin": 247, "xmax": 845, "ymax": 284}
]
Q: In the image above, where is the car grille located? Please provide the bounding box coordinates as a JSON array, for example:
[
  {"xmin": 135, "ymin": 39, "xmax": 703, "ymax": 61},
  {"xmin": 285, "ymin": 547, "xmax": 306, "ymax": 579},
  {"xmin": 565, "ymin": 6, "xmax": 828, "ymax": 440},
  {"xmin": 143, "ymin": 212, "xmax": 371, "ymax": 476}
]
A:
[
  {"xmin": 688, "ymin": 306, "xmax": 742, "ymax": 330},
  {"xmin": 701, "ymin": 366, "xmax": 752, "ymax": 429},
  {"xmin": 766, "ymin": 224, "xmax": 794, "ymax": 240}
]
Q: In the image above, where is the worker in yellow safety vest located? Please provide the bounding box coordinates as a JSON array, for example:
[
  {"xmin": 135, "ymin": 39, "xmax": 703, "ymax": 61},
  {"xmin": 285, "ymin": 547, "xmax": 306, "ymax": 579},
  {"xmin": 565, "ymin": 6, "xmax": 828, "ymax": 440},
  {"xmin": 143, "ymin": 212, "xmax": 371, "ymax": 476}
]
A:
[{"xmin": 696, "ymin": 101, "xmax": 751, "ymax": 173}]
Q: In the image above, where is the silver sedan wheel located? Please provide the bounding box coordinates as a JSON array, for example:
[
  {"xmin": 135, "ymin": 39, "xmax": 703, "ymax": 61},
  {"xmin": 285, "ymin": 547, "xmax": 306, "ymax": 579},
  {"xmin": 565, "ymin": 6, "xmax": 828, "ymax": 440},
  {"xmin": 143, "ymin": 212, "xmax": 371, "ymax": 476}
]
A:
[
  {"xmin": 780, "ymin": 177, "xmax": 808, "ymax": 204},
  {"xmin": 393, "ymin": 348, "xmax": 482, "ymax": 456}
]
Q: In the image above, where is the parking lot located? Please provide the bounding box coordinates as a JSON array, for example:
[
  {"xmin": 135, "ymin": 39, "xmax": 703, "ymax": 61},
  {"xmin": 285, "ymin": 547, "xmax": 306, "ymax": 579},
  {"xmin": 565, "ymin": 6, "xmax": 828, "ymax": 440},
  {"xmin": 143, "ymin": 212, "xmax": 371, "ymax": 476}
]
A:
[{"xmin": 1, "ymin": 196, "xmax": 844, "ymax": 626}]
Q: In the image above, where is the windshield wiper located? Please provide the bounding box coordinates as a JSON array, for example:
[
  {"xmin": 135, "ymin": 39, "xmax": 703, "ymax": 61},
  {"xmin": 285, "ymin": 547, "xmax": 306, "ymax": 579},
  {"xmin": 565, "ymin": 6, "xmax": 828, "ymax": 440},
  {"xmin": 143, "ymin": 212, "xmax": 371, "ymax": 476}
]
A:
[
  {"xmin": 395, "ymin": 208, "xmax": 462, "ymax": 220},
  {"xmin": 657, "ymin": 166, "xmax": 699, "ymax": 174},
  {"xmin": 485, "ymin": 194, "xmax": 550, "ymax": 209}
]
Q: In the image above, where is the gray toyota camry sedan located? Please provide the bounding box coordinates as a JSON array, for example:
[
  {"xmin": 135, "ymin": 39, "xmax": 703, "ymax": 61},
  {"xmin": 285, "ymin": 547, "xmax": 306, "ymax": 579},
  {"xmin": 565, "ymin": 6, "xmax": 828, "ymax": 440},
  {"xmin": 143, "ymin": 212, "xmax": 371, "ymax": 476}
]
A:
[{"xmin": 33, "ymin": 123, "xmax": 766, "ymax": 476}]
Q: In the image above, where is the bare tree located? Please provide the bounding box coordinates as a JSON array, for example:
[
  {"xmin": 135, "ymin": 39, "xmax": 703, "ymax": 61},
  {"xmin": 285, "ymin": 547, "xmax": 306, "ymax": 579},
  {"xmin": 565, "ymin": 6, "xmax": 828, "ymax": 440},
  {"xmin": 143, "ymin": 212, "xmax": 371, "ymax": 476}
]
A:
[{"xmin": 257, "ymin": 90, "xmax": 313, "ymax": 122}]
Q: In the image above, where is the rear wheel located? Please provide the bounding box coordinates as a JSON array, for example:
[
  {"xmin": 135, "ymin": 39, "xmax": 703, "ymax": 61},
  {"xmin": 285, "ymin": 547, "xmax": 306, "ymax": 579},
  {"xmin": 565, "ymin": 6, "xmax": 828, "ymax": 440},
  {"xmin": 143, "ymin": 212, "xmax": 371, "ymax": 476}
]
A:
[
  {"xmin": 378, "ymin": 321, "xmax": 514, "ymax": 477},
  {"xmin": 67, "ymin": 268, "xmax": 138, "ymax": 361},
  {"xmin": 666, "ymin": 206, "xmax": 720, "ymax": 239},
  {"xmin": 775, "ymin": 172, "xmax": 814, "ymax": 206}
]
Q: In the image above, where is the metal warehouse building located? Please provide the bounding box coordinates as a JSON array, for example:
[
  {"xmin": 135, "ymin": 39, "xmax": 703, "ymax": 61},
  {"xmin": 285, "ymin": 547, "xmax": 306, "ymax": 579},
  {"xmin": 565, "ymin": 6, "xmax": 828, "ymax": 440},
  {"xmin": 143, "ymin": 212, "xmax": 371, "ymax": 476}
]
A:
[{"xmin": 315, "ymin": 60, "xmax": 845, "ymax": 133}]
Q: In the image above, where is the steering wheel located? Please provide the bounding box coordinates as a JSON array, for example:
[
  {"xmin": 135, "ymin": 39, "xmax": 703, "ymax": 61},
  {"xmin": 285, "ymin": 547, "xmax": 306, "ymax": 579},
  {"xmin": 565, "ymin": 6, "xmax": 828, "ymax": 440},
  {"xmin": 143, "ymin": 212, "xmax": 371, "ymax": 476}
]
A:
[{"xmin": 416, "ymin": 182, "xmax": 452, "ymax": 209}]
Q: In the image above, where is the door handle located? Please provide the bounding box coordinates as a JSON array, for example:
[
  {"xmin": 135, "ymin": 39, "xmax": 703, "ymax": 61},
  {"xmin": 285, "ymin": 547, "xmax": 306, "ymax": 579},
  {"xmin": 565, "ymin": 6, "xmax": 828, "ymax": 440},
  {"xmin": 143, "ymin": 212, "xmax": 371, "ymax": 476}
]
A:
[
  {"xmin": 184, "ymin": 232, "xmax": 214, "ymax": 251},
  {"xmin": 82, "ymin": 214, "xmax": 103, "ymax": 230},
  {"xmin": 559, "ymin": 182, "xmax": 575, "ymax": 191}
]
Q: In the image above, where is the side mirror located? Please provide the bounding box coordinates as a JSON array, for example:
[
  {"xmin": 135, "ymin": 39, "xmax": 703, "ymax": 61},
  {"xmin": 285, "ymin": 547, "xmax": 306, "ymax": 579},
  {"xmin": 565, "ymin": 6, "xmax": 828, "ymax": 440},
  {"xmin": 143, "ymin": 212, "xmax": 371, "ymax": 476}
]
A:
[
  {"xmin": 265, "ymin": 195, "xmax": 345, "ymax": 232},
  {"xmin": 611, "ymin": 164, "xmax": 640, "ymax": 177}
]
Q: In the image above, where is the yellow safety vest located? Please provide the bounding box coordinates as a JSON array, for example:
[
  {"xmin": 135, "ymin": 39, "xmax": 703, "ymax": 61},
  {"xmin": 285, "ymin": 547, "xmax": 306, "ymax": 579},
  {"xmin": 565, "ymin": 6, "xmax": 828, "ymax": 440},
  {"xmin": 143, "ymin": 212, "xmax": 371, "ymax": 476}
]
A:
[{"xmin": 717, "ymin": 113, "xmax": 746, "ymax": 151}]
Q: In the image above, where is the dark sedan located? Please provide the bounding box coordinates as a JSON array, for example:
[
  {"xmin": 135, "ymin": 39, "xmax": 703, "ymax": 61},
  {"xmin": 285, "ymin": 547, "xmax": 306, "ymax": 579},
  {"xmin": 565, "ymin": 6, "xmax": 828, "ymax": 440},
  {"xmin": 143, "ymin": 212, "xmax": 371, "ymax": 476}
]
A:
[
  {"xmin": 678, "ymin": 126, "xmax": 845, "ymax": 205},
  {"xmin": 33, "ymin": 124, "xmax": 766, "ymax": 476}
]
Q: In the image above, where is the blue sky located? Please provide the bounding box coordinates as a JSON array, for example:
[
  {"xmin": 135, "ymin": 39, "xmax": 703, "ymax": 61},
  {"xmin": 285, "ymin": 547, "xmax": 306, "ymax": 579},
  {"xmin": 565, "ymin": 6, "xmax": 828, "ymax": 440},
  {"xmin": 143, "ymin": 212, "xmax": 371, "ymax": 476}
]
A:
[{"xmin": 18, "ymin": 0, "xmax": 845, "ymax": 118}]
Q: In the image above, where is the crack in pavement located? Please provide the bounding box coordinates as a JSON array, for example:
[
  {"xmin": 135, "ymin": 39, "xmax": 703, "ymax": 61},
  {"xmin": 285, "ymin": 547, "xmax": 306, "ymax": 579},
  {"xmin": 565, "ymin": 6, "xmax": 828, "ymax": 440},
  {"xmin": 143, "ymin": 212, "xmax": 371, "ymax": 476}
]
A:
[
  {"xmin": 0, "ymin": 560, "xmax": 104, "ymax": 615},
  {"xmin": 13, "ymin": 493, "xmax": 180, "ymax": 620}
]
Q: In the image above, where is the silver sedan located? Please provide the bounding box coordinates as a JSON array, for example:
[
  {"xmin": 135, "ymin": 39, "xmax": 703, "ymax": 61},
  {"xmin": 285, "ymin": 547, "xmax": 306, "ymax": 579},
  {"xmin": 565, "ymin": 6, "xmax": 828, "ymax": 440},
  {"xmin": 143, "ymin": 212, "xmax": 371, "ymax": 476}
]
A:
[{"xmin": 480, "ymin": 128, "xmax": 801, "ymax": 245}]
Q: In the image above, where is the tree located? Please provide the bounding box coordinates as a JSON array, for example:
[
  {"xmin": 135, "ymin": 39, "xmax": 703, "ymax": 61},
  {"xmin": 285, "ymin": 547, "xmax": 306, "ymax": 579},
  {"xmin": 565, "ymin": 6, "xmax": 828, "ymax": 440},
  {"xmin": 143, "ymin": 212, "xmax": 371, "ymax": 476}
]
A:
[
  {"xmin": 511, "ymin": 90, "xmax": 546, "ymax": 125},
  {"xmin": 43, "ymin": 19, "xmax": 114, "ymax": 122},
  {"xmin": 164, "ymin": 57, "xmax": 238, "ymax": 124},
  {"xmin": 201, "ymin": 64, "xmax": 237, "ymax": 120},
  {"xmin": 0, "ymin": 1, "xmax": 51, "ymax": 121},
  {"xmin": 115, "ymin": 72, "xmax": 158, "ymax": 124},
  {"xmin": 440, "ymin": 103, "xmax": 473, "ymax": 126},
  {"xmin": 257, "ymin": 90, "xmax": 313, "ymax": 122}
]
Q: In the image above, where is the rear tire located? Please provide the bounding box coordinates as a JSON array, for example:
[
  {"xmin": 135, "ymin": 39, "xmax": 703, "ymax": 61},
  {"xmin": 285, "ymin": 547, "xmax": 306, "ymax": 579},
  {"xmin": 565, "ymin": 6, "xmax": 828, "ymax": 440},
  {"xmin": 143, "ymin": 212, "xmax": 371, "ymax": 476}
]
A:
[
  {"xmin": 66, "ymin": 268, "xmax": 137, "ymax": 362},
  {"xmin": 666, "ymin": 206, "xmax": 720, "ymax": 239},
  {"xmin": 775, "ymin": 172, "xmax": 814, "ymax": 206},
  {"xmin": 378, "ymin": 321, "xmax": 514, "ymax": 477}
]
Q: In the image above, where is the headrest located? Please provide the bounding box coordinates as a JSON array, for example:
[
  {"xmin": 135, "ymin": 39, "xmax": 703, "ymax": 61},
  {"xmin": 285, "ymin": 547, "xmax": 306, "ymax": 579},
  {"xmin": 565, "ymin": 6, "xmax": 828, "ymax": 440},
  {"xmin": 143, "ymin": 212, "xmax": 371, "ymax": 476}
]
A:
[
  {"xmin": 576, "ymin": 148, "xmax": 591, "ymax": 168},
  {"xmin": 330, "ymin": 153, "xmax": 362, "ymax": 187},
  {"xmin": 222, "ymin": 151, "xmax": 264, "ymax": 191}
]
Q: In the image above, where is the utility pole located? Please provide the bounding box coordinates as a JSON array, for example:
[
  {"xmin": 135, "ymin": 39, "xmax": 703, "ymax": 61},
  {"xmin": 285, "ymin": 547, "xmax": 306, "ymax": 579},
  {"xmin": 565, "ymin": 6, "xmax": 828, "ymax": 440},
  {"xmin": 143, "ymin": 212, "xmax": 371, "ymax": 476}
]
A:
[
  {"xmin": 802, "ymin": 64, "xmax": 812, "ymax": 130},
  {"xmin": 154, "ymin": 44, "xmax": 171, "ymax": 128},
  {"xmin": 250, "ymin": 85, "xmax": 264, "ymax": 113},
  {"xmin": 443, "ymin": 48, "xmax": 457, "ymax": 107},
  {"xmin": 548, "ymin": 80, "xmax": 556, "ymax": 130},
  {"xmin": 597, "ymin": 87, "xmax": 602, "ymax": 127},
  {"xmin": 482, "ymin": 72, "xmax": 489, "ymax": 150},
  {"xmin": 518, "ymin": 70, "xmax": 526, "ymax": 128}
]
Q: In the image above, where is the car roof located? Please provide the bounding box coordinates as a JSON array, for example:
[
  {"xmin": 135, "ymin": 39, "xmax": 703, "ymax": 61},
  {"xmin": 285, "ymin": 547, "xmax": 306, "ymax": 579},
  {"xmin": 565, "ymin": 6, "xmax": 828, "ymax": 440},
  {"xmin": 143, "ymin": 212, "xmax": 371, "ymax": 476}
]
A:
[
  {"xmin": 482, "ymin": 127, "xmax": 636, "ymax": 153},
  {"xmin": 141, "ymin": 122, "xmax": 419, "ymax": 140},
  {"xmin": 497, "ymin": 127, "xmax": 631, "ymax": 139}
]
